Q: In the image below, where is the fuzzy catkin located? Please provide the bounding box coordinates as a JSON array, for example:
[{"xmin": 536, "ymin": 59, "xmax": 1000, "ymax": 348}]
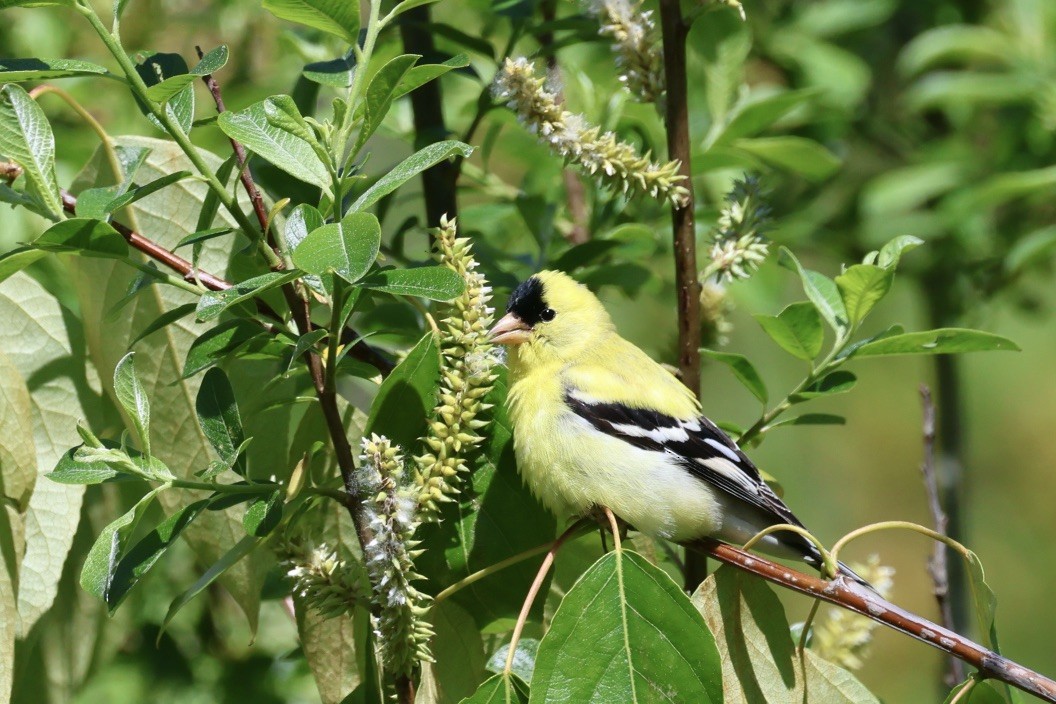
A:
[
  {"xmin": 282, "ymin": 543, "xmax": 366, "ymax": 619},
  {"xmin": 588, "ymin": 0, "xmax": 665, "ymax": 104},
  {"xmin": 413, "ymin": 216, "xmax": 497, "ymax": 513},
  {"xmin": 493, "ymin": 57, "xmax": 690, "ymax": 207},
  {"xmin": 705, "ymin": 175, "xmax": 772, "ymax": 283}
]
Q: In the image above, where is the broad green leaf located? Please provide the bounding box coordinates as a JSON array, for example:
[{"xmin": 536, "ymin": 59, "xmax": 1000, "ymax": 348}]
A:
[
  {"xmin": 283, "ymin": 203, "xmax": 325, "ymax": 251},
  {"xmin": 292, "ymin": 212, "xmax": 381, "ymax": 284},
  {"xmin": 0, "ymin": 83, "xmax": 62, "ymax": 219},
  {"xmin": 33, "ymin": 218, "xmax": 129, "ymax": 258},
  {"xmin": 701, "ymin": 349, "xmax": 767, "ymax": 403},
  {"xmin": 850, "ymin": 329, "xmax": 1020, "ymax": 357},
  {"xmin": 0, "ymin": 58, "xmax": 110, "ymax": 81},
  {"xmin": 876, "ymin": 235, "xmax": 923, "ymax": 269},
  {"xmin": 79, "ymin": 488, "xmax": 159, "ymax": 602},
  {"xmin": 195, "ymin": 270, "xmax": 301, "ymax": 321},
  {"xmin": 424, "ymin": 600, "xmax": 486, "ymax": 704},
  {"xmin": 386, "ymin": 0, "xmax": 440, "ymax": 22},
  {"xmin": 113, "ymin": 352, "xmax": 151, "ymax": 455},
  {"xmin": 707, "ymin": 88, "xmax": 818, "ymax": 149},
  {"xmin": 263, "ymin": 94, "xmax": 318, "ymax": 145},
  {"xmin": 753, "ymin": 302, "xmax": 823, "ymax": 361},
  {"xmin": 0, "ymin": 272, "xmax": 96, "ymax": 631},
  {"xmin": 461, "ymin": 673, "xmax": 529, "ymax": 704},
  {"xmin": 160, "ymin": 534, "xmax": 260, "ymax": 636},
  {"xmin": 78, "ymin": 171, "xmax": 193, "ymax": 220},
  {"xmin": 898, "ymin": 25, "xmax": 1012, "ymax": 77},
  {"xmin": 68, "ymin": 136, "xmax": 268, "ymax": 632},
  {"xmin": 905, "ymin": 72, "xmax": 1036, "ymax": 112},
  {"xmin": 692, "ymin": 566, "xmax": 879, "ymax": 703},
  {"xmin": 351, "ymin": 54, "xmax": 420, "ymax": 156},
  {"xmin": 134, "ymin": 52, "xmax": 195, "ymax": 134},
  {"xmin": 262, "ymin": 0, "xmax": 360, "ymax": 42},
  {"xmin": 351, "ymin": 141, "xmax": 473, "ymax": 212},
  {"xmin": 486, "ymin": 639, "xmax": 539, "ymax": 686},
  {"xmin": 0, "ymin": 348, "xmax": 35, "ymax": 510},
  {"xmin": 304, "ymin": 52, "xmax": 356, "ymax": 88},
  {"xmin": 532, "ymin": 549, "xmax": 723, "ymax": 703},
  {"xmin": 359, "ymin": 266, "xmax": 464, "ymax": 301},
  {"xmin": 394, "ymin": 54, "xmax": 470, "ymax": 100},
  {"xmin": 184, "ymin": 319, "xmax": 263, "ymax": 378},
  {"xmin": 106, "ymin": 498, "xmax": 212, "ymax": 610},
  {"xmin": 365, "ymin": 332, "xmax": 440, "ymax": 449},
  {"xmin": 195, "ymin": 368, "xmax": 247, "ymax": 475},
  {"xmin": 0, "ymin": 247, "xmax": 46, "ymax": 284},
  {"xmin": 733, "ymin": 136, "xmax": 840, "ymax": 181},
  {"xmin": 218, "ymin": 101, "xmax": 332, "ymax": 193},
  {"xmin": 242, "ymin": 491, "xmax": 283, "ymax": 537},
  {"xmin": 791, "ymin": 370, "xmax": 857, "ymax": 401},
  {"xmin": 835, "ymin": 264, "xmax": 893, "ymax": 326},
  {"xmin": 778, "ymin": 248, "xmax": 848, "ymax": 333}
]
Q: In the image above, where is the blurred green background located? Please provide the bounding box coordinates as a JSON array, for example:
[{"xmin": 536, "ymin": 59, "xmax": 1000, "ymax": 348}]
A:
[{"xmin": 3, "ymin": 0, "xmax": 1055, "ymax": 702}]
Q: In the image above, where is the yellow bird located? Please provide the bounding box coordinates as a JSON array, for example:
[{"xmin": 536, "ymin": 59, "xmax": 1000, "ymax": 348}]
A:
[{"xmin": 489, "ymin": 269, "xmax": 860, "ymax": 581}]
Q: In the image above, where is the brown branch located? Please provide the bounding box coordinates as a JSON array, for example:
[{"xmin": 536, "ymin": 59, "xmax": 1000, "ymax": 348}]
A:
[
  {"xmin": 921, "ymin": 385, "xmax": 966, "ymax": 687},
  {"xmin": 658, "ymin": 0, "xmax": 704, "ymax": 591},
  {"xmin": 690, "ymin": 539, "xmax": 1056, "ymax": 702}
]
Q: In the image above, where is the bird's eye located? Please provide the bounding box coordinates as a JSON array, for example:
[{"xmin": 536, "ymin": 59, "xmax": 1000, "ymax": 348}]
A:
[{"xmin": 539, "ymin": 308, "xmax": 556, "ymax": 322}]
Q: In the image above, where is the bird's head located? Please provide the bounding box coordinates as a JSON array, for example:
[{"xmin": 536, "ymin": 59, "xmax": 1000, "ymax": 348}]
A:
[{"xmin": 488, "ymin": 270, "xmax": 613, "ymax": 364}]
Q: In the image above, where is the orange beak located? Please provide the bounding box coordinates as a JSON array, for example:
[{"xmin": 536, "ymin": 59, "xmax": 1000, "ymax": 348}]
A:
[{"xmin": 488, "ymin": 312, "xmax": 532, "ymax": 345}]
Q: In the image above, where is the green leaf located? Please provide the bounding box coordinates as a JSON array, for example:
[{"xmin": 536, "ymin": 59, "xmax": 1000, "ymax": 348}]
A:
[
  {"xmin": 195, "ymin": 367, "xmax": 247, "ymax": 475},
  {"xmin": 183, "ymin": 319, "xmax": 262, "ymax": 378},
  {"xmin": 753, "ymin": 302, "xmax": 823, "ymax": 361},
  {"xmin": 692, "ymin": 566, "xmax": 879, "ymax": 703},
  {"xmin": 129, "ymin": 302, "xmax": 197, "ymax": 347},
  {"xmin": 160, "ymin": 535, "xmax": 260, "ymax": 636},
  {"xmin": 778, "ymin": 248, "xmax": 848, "ymax": 334},
  {"xmin": 364, "ymin": 332, "xmax": 440, "ymax": 449},
  {"xmin": 174, "ymin": 226, "xmax": 234, "ymax": 252},
  {"xmin": 106, "ymin": 499, "xmax": 213, "ymax": 609},
  {"xmin": 486, "ymin": 639, "xmax": 539, "ymax": 686},
  {"xmin": 532, "ymin": 549, "xmax": 723, "ymax": 703},
  {"xmin": 134, "ymin": 52, "xmax": 195, "ymax": 134},
  {"xmin": 80, "ymin": 170, "xmax": 193, "ymax": 220},
  {"xmin": 942, "ymin": 681, "xmax": 1007, "ymax": 704},
  {"xmin": 114, "ymin": 352, "xmax": 151, "ymax": 455},
  {"xmin": 835, "ymin": 264, "xmax": 893, "ymax": 326},
  {"xmin": 195, "ymin": 270, "xmax": 301, "ymax": 322},
  {"xmin": 707, "ymin": 88, "xmax": 819, "ymax": 149},
  {"xmin": 47, "ymin": 444, "xmax": 138, "ymax": 485},
  {"xmin": 850, "ymin": 329, "xmax": 1020, "ymax": 358},
  {"xmin": 350, "ymin": 54, "xmax": 420, "ymax": 156},
  {"xmin": 905, "ymin": 72, "xmax": 1036, "ymax": 112},
  {"xmin": 791, "ymin": 370, "xmax": 857, "ymax": 401},
  {"xmin": 242, "ymin": 491, "xmax": 283, "ymax": 537},
  {"xmin": 303, "ymin": 51, "xmax": 356, "ymax": 88},
  {"xmin": 351, "ymin": 140, "xmax": 473, "ymax": 212},
  {"xmin": 423, "ymin": 600, "xmax": 486, "ymax": 704},
  {"xmin": 461, "ymin": 673, "xmax": 529, "ymax": 704},
  {"xmin": 282, "ymin": 329, "xmax": 328, "ymax": 377},
  {"xmin": 0, "ymin": 348, "xmax": 36, "ymax": 508},
  {"xmin": 701, "ymin": 349, "xmax": 767, "ymax": 403},
  {"xmin": 0, "ymin": 57, "xmax": 110, "ymax": 81},
  {"xmin": 292, "ymin": 212, "xmax": 381, "ymax": 284},
  {"xmin": 359, "ymin": 266, "xmax": 464, "ymax": 301},
  {"xmin": 393, "ymin": 54, "xmax": 469, "ymax": 100},
  {"xmin": 262, "ymin": 0, "xmax": 360, "ymax": 42},
  {"xmin": 766, "ymin": 413, "xmax": 845, "ymax": 430},
  {"xmin": 264, "ymin": 94, "xmax": 319, "ymax": 146},
  {"xmin": 0, "ymin": 247, "xmax": 46, "ymax": 284},
  {"xmin": 876, "ymin": 235, "xmax": 923, "ymax": 269},
  {"xmin": 733, "ymin": 136, "xmax": 840, "ymax": 181},
  {"xmin": 79, "ymin": 488, "xmax": 159, "ymax": 602},
  {"xmin": 32, "ymin": 218, "xmax": 129, "ymax": 258},
  {"xmin": 898, "ymin": 25, "xmax": 1012, "ymax": 78},
  {"xmin": 218, "ymin": 101, "xmax": 332, "ymax": 193},
  {"xmin": 0, "ymin": 83, "xmax": 62, "ymax": 219},
  {"xmin": 144, "ymin": 46, "xmax": 228, "ymax": 103}
]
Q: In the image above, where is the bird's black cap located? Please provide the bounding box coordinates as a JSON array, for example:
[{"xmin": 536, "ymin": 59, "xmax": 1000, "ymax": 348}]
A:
[{"xmin": 506, "ymin": 276, "xmax": 548, "ymax": 326}]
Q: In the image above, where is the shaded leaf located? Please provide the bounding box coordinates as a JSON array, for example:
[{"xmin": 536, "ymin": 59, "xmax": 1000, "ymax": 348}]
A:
[
  {"xmin": 425, "ymin": 600, "xmax": 486, "ymax": 704},
  {"xmin": 262, "ymin": 0, "xmax": 360, "ymax": 42},
  {"xmin": 184, "ymin": 319, "xmax": 262, "ymax": 378},
  {"xmin": 365, "ymin": 332, "xmax": 439, "ymax": 449},
  {"xmin": 242, "ymin": 491, "xmax": 283, "ymax": 537},
  {"xmin": 460, "ymin": 673, "xmax": 529, "ymax": 704},
  {"xmin": 701, "ymin": 349, "xmax": 767, "ymax": 403},
  {"xmin": 113, "ymin": 352, "xmax": 151, "ymax": 455},
  {"xmin": 734, "ymin": 136, "xmax": 840, "ymax": 181},
  {"xmin": 766, "ymin": 413, "xmax": 845, "ymax": 430},
  {"xmin": 791, "ymin": 370, "xmax": 857, "ymax": 401},
  {"xmin": 754, "ymin": 302, "xmax": 823, "ymax": 361},
  {"xmin": 0, "ymin": 247, "xmax": 46, "ymax": 284},
  {"xmin": 79, "ymin": 488, "xmax": 159, "ymax": 602},
  {"xmin": 160, "ymin": 535, "xmax": 261, "ymax": 636},
  {"xmin": 394, "ymin": 54, "xmax": 470, "ymax": 100},
  {"xmin": 0, "ymin": 57, "xmax": 110, "ymax": 81},
  {"xmin": 195, "ymin": 367, "xmax": 247, "ymax": 475},
  {"xmin": 33, "ymin": 218, "xmax": 129, "ymax": 258}
]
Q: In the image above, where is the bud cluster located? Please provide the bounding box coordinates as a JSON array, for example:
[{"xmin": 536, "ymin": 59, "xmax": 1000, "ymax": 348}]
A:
[{"xmin": 492, "ymin": 57, "xmax": 690, "ymax": 207}]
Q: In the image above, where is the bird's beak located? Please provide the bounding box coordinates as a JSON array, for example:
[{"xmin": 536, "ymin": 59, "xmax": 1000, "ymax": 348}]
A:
[{"xmin": 488, "ymin": 313, "xmax": 532, "ymax": 345}]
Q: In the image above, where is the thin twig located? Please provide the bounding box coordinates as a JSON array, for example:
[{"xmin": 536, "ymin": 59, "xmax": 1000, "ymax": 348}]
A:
[
  {"xmin": 921, "ymin": 385, "xmax": 967, "ymax": 687},
  {"xmin": 658, "ymin": 0, "xmax": 704, "ymax": 591},
  {"xmin": 690, "ymin": 538, "xmax": 1056, "ymax": 703}
]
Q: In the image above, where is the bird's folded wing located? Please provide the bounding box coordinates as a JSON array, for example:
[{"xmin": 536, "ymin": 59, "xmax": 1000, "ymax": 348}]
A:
[{"xmin": 564, "ymin": 388, "xmax": 802, "ymax": 529}]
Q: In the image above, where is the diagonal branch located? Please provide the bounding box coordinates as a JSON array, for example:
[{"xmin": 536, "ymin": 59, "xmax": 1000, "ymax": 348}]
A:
[{"xmin": 690, "ymin": 539, "xmax": 1056, "ymax": 702}]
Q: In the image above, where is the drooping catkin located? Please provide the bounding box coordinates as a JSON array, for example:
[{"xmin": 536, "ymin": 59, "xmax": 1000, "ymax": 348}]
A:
[
  {"xmin": 413, "ymin": 216, "xmax": 497, "ymax": 514},
  {"xmin": 587, "ymin": 0, "xmax": 665, "ymax": 104}
]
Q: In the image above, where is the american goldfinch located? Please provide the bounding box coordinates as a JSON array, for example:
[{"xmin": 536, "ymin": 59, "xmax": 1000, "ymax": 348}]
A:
[{"xmin": 489, "ymin": 270, "xmax": 859, "ymax": 581}]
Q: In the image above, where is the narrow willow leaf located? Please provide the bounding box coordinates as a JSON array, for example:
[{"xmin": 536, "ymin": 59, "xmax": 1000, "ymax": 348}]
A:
[
  {"xmin": 80, "ymin": 488, "xmax": 159, "ymax": 602},
  {"xmin": 183, "ymin": 319, "xmax": 262, "ymax": 378},
  {"xmin": 218, "ymin": 101, "xmax": 332, "ymax": 193},
  {"xmin": 359, "ymin": 266, "xmax": 464, "ymax": 301},
  {"xmin": 173, "ymin": 227, "xmax": 233, "ymax": 251},
  {"xmin": 129, "ymin": 302, "xmax": 197, "ymax": 347},
  {"xmin": 791, "ymin": 370, "xmax": 857, "ymax": 401},
  {"xmin": 461, "ymin": 673, "xmax": 529, "ymax": 704},
  {"xmin": 778, "ymin": 248, "xmax": 849, "ymax": 334},
  {"xmin": 263, "ymin": 94, "xmax": 318, "ymax": 146},
  {"xmin": 532, "ymin": 550, "xmax": 723, "ymax": 703},
  {"xmin": 303, "ymin": 51, "xmax": 356, "ymax": 88},
  {"xmin": 195, "ymin": 367, "xmax": 247, "ymax": 475},
  {"xmin": 734, "ymin": 136, "xmax": 841, "ymax": 181},
  {"xmin": 351, "ymin": 141, "xmax": 473, "ymax": 212},
  {"xmin": 707, "ymin": 88, "xmax": 819, "ymax": 149},
  {"xmin": 47, "ymin": 444, "xmax": 139, "ymax": 485},
  {"xmin": 195, "ymin": 270, "xmax": 301, "ymax": 321},
  {"xmin": 701, "ymin": 349, "xmax": 768, "ymax": 403},
  {"xmin": 351, "ymin": 54, "xmax": 420, "ymax": 156},
  {"xmin": 106, "ymin": 499, "xmax": 212, "ymax": 610},
  {"xmin": 753, "ymin": 302, "xmax": 823, "ymax": 361},
  {"xmin": 0, "ymin": 83, "xmax": 62, "ymax": 218},
  {"xmin": 0, "ymin": 57, "xmax": 110, "ymax": 81},
  {"xmin": 851, "ymin": 328, "xmax": 1020, "ymax": 357},
  {"xmin": 291, "ymin": 212, "xmax": 380, "ymax": 284},
  {"xmin": 282, "ymin": 328, "xmax": 327, "ymax": 377},
  {"xmin": 242, "ymin": 491, "xmax": 283, "ymax": 537},
  {"xmin": 364, "ymin": 332, "xmax": 440, "ymax": 449},
  {"xmin": 262, "ymin": 0, "xmax": 360, "ymax": 42},
  {"xmin": 393, "ymin": 54, "xmax": 469, "ymax": 100},
  {"xmin": 100, "ymin": 170, "xmax": 193, "ymax": 216},
  {"xmin": 134, "ymin": 52, "xmax": 195, "ymax": 134},
  {"xmin": 835, "ymin": 264, "xmax": 893, "ymax": 326},
  {"xmin": 33, "ymin": 218, "xmax": 130, "ymax": 258},
  {"xmin": 113, "ymin": 352, "xmax": 151, "ymax": 455}
]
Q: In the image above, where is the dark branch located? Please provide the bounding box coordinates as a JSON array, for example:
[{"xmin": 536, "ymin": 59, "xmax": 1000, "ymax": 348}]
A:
[{"xmin": 690, "ymin": 539, "xmax": 1056, "ymax": 703}]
